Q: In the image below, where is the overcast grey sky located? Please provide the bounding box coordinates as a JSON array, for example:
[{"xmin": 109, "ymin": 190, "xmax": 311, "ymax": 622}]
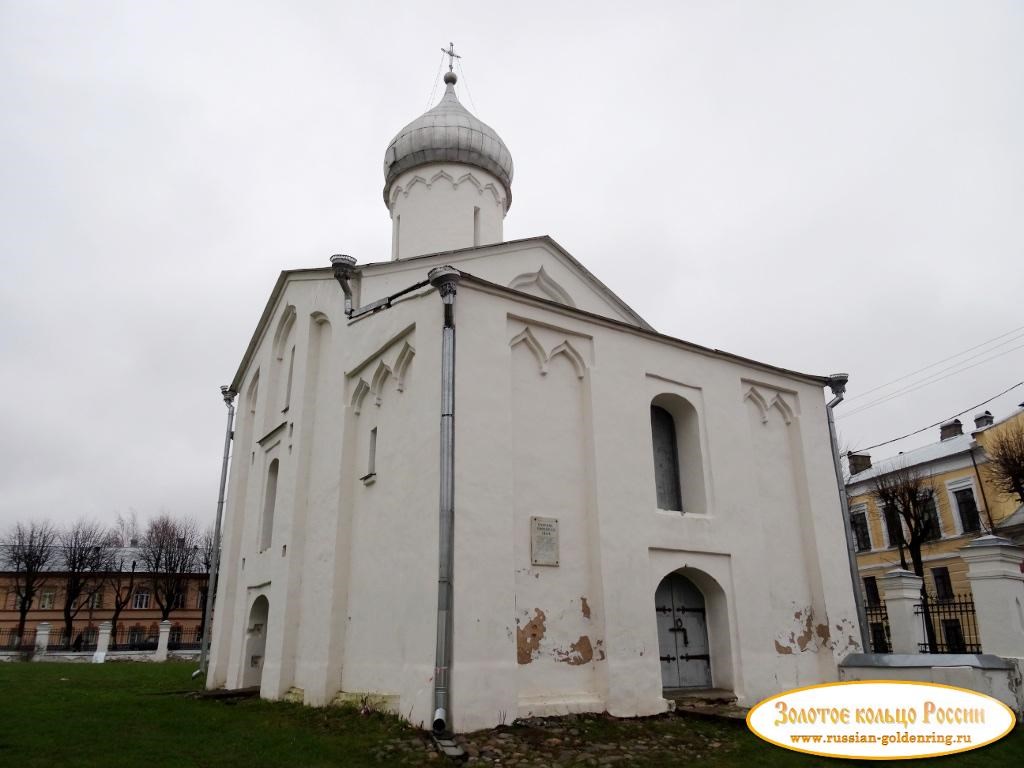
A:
[{"xmin": 1, "ymin": 1, "xmax": 1021, "ymax": 528}]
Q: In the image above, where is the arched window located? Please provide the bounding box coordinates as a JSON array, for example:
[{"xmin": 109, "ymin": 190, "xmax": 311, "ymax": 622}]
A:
[
  {"xmin": 651, "ymin": 405, "xmax": 683, "ymax": 511},
  {"xmin": 650, "ymin": 394, "xmax": 707, "ymax": 514},
  {"xmin": 260, "ymin": 459, "xmax": 279, "ymax": 552}
]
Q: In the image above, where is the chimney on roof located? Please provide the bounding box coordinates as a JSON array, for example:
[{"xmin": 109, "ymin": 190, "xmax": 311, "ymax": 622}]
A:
[
  {"xmin": 974, "ymin": 411, "xmax": 994, "ymax": 429},
  {"xmin": 848, "ymin": 452, "xmax": 872, "ymax": 475},
  {"xmin": 940, "ymin": 418, "xmax": 963, "ymax": 440}
]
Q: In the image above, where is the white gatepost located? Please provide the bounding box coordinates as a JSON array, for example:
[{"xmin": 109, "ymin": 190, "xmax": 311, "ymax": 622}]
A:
[
  {"xmin": 93, "ymin": 621, "xmax": 112, "ymax": 663},
  {"xmin": 878, "ymin": 569, "xmax": 926, "ymax": 654},
  {"xmin": 155, "ymin": 620, "xmax": 171, "ymax": 662},
  {"xmin": 960, "ymin": 535, "xmax": 1024, "ymax": 658},
  {"xmin": 32, "ymin": 622, "xmax": 51, "ymax": 660}
]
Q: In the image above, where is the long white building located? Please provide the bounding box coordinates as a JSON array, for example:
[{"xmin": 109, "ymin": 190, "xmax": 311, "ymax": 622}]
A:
[{"xmin": 207, "ymin": 65, "xmax": 862, "ymax": 733}]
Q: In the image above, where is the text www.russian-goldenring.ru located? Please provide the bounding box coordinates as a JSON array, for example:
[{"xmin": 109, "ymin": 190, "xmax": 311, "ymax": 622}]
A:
[{"xmin": 789, "ymin": 732, "xmax": 973, "ymax": 747}]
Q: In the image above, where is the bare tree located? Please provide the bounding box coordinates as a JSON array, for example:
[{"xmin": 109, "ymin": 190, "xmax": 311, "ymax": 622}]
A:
[
  {"xmin": 1, "ymin": 521, "xmax": 57, "ymax": 640},
  {"xmin": 56, "ymin": 519, "xmax": 115, "ymax": 646},
  {"xmin": 138, "ymin": 514, "xmax": 201, "ymax": 621},
  {"xmin": 110, "ymin": 509, "xmax": 140, "ymax": 547},
  {"xmin": 107, "ymin": 547, "xmax": 137, "ymax": 646},
  {"xmin": 985, "ymin": 421, "xmax": 1024, "ymax": 506},
  {"xmin": 197, "ymin": 524, "xmax": 216, "ymax": 640},
  {"xmin": 872, "ymin": 464, "xmax": 940, "ymax": 651},
  {"xmin": 199, "ymin": 524, "xmax": 216, "ymax": 574}
]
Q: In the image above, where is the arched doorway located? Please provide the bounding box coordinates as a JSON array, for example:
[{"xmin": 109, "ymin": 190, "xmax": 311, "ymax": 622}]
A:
[
  {"xmin": 243, "ymin": 595, "xmax": 269, "ymax": 689},
  {"xmin": 655, "ymin": 572, "xmax": 711, "ymax": 689}
]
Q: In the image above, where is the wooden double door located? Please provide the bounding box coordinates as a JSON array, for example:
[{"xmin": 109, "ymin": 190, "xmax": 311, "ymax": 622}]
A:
[{"xmin": 655, "ymin": 573, "xmax": 711, "ymax": 689}]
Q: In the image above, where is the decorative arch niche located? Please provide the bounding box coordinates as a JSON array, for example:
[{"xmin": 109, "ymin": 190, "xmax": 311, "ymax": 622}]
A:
[
  {"xmin": 508, "ymin": 266, "xmax": 576, "ymax": 308},
  {"xmin": 272, "ymin": 305, "xmax": 297, "ymax": 361},
  {"xmin": 509, "ymin": 327, "xmax": 548, "ymax": 376},
  {"xmin": 744, "ymin": 386, "xmax": 795, "ymax": 426}
]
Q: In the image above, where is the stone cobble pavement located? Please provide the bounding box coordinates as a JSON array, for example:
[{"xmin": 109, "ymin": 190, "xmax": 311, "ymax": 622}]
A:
[{"xmin": 369, "ymin": 712, "xmax": 737, "ymax": 766}]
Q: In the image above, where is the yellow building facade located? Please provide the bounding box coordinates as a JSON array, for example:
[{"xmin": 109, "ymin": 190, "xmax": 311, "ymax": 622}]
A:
[{"xmin": 846, "ymin": 407, "xmax": 1024, "ymax": 608}]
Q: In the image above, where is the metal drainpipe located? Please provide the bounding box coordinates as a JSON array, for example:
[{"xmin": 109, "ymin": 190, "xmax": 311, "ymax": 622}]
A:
[
  {"xmin": 197, "ymin": 385, "xmax": 237, "ymax": 679},
  {"xmin": 824, "ymin": 373, "xmax": 871, "ymax": 652},
  {"xmin": 428, "ymin": 265, "xmax": 461, "ymax": 736},
  {"xmin": 330, "ymin": 254, "xmax": 357, "ymax": 316}
]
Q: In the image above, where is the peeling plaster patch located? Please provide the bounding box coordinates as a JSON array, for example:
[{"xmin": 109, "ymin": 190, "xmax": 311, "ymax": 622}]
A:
[
  {"xmin": 517, "ymin": 609, "xmax": 546, "ymax": 665},
  {"xmin": 595, "ymin": 639, "xmax": 605, "ymax": 661},
  {"xmin": 580, "ymin": 597, "xmax": 591, "ymax": 619},
  {"xmin": 816, "ymin": 624, "xmax": 831, "ymax": 644},
  {"xmin": 554, "ymin": 635, "xmax": 594, "ymax": 665},
  {"xmin": 795, "ymin": 612, "xmax": 815, "ymax": 651},
  {"xmin": 776, "ymin": 609, "xmax": 862, "ymax": 656},
  {"xmin": 776, "ymin": 606, "xmax": 819, "ymax": 654}
]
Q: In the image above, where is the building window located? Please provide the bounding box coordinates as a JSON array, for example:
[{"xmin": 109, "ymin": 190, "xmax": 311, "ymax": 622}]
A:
[
  {"xmin": 941, "ymin": 619, "xmax": 966, "ymax": 653},
  {"xmin": 172, "ymin": 591, "xmax": 186, "ymax": 610},
  {"xmin": 863, "ymin": 576, "xmax": 881, "ymax": 606},
  {"xmin": 869, "ymin": 622, "xmax": 891, "ymax": 653},
  {"xmin": 360, "ymin": 427, "xmax": 378, "ymax": 484},
  {"xmin": 851, "ymin": 510, "xmax": 871, "ymax": 552},
  {"xmin": 651, "ymin": 405, "xmax": 683, "ymax": 512},
  {"xmin": 132, "ymin": 589, "xmax": 151, "ymax": 610},
  {"xmin": 883, "ymin": 504, "xmax": 903, "ymax": 548},
  {"xmin": 39, "ymin": 589, "xmax": 56, "ymax": 610},
  {"xmin": 920, "ymin": 493, "xmax": 941, "ymax": 541},
  {"xmin": 88, "ymin": 590, "xmax": 104, "ymax": 610},
  {"xmin": 282, "ymin": 345, "xmax": 296, "ymax": 413},
  {"xmin": 932, "ymin": 567, "xmax": 954, "ymax": 601},
  {"xmin": 953, "ymin": 488, "xmax": 980, "ymax": 533},
  {"xmin": 260, "ymin": 458, "xmax": 279, "ymax": 552}
]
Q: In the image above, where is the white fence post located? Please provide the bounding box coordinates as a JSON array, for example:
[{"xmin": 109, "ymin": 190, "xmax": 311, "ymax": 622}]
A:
[
  {"xmin": 33, "ymin": 622, "xmax": 50, "ymax": 660},
  {"xmin": 961, "ymin": 535, "xmax": 1024, "ymax": 658},
  {"xmin": 155, "ymin": 620, "xmax": 171, "ymax": 662},
  {"xmin": 878, "ymin": 569, "xmax": 925, "ymax": 654},
  {"xmin": 93, "ymin": 621, "xmax": 112, "ymax": 663}
]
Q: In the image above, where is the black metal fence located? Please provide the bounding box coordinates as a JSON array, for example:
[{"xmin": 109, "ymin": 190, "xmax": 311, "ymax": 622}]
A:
[
  {"xmin": 864, "ymin": 602, "xmax": 892, "ymax": 653},
  {"xmin": 0, "ymin": 627, "xmax": 36, "ymax": 650},
  {"xmin": 915, "ymin": 593, "xmax": 981, "ymax": 653},
  {"xmin": 168, "ymin": 625, "xmax": 204, "ymax": 651},
  {"xmin": 110, "ymin": 625, "xmax": 159, "ymax": 651},
  {"xmin": 46, "ymin": 627, "xmax": 98, "ymax": 652}
]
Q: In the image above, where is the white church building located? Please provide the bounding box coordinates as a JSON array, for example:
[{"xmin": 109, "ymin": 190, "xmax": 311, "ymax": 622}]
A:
[{"xmin": 207, "ymin": 63, "xmax": 863, "ymax": 734}]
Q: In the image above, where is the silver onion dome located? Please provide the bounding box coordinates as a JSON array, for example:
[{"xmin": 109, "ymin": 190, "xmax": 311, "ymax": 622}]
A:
[{"xmin": 383, "ymin": 72, "xmax": 514, "ymax": 209}]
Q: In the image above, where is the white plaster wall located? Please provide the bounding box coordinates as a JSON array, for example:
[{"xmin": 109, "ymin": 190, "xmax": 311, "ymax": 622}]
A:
[
  {"xmin": 212, "ymin": 263, "xmax": 860, "ymax": 734},
  {"xmin": 451, "ymin": 283, "xmax": 861, "ymax": 731},
  {"xmin": 389, "ymin": 163, "xmax": 505, "ymax": 260},
  {"xmin": 357, "ymin": 239, "xmax": 643, "ymax": 327}
]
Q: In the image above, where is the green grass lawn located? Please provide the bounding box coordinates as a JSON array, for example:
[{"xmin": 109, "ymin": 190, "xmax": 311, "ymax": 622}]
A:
[{"xmin": 0, "ymin": 662, "xmax": 1019, "ymax": 767}]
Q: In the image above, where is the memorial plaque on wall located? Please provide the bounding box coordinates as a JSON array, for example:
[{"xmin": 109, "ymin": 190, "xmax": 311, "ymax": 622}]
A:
[{"xmin": 530, "ymin": 516, "xmax": 559, "ymax": 566}]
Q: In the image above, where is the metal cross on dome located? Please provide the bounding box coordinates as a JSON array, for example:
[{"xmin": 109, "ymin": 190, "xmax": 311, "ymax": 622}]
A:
[{"xmin": 441, "ymin": 42, "xmax": 461, "ymax": 72}]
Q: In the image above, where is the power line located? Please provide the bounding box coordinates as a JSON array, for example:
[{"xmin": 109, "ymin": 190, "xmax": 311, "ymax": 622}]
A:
[
  {"xmin": 845, "ymin": 324, "xmax": 1024, "ymax": 403},
  {"xmin": 426, "ymin": 51, "xmax": 446, "ymax": 109},
  {"xmin": 456, "ymin": 58, "xmax": 477, "ymax": 112},
  {"xmin": 838, "ymin": 340, "xmax": 1024, "ymax": 419},
  {"xmin": 849, "ymin": 380, "xmax": 1024, "ymax": 454}
]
